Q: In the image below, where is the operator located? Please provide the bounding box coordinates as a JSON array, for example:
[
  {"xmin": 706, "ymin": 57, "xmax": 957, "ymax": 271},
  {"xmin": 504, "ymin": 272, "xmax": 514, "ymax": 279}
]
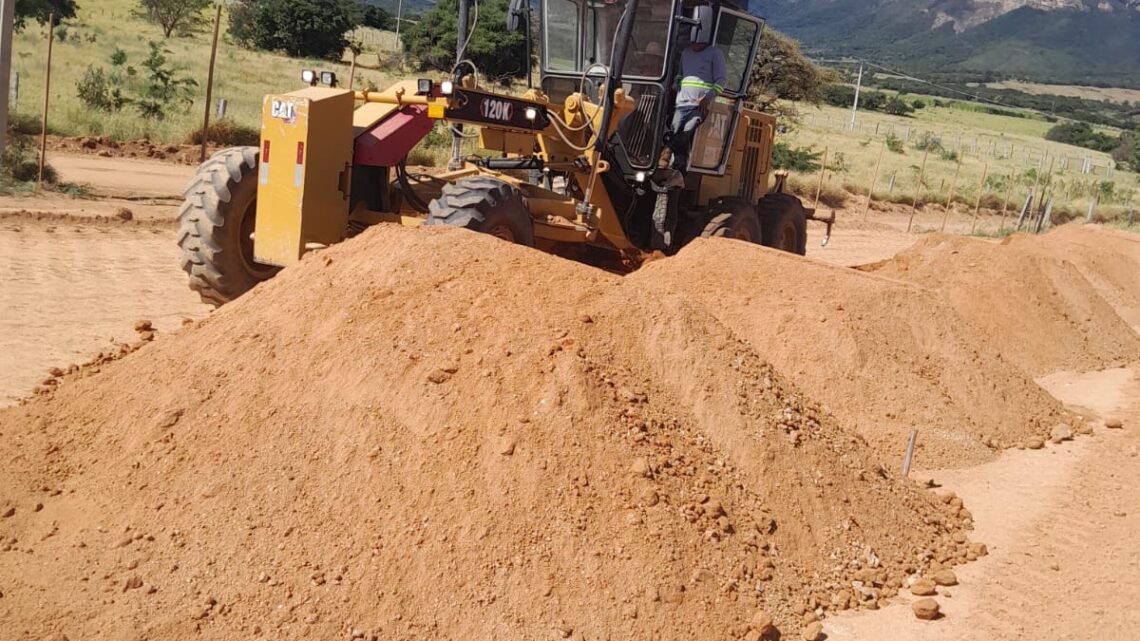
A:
[{"xmin": 660, "ymin": 5, "xmax": 725, "ymax": 189}]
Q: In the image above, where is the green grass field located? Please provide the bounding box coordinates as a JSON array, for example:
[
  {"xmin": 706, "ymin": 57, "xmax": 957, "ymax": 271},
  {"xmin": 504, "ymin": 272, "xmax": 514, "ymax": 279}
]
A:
[
  {"xmin": 782, "ymin": 102, "xmax": 1138, "ymax": 221},
  {"xmin": 9, "ymin": 0, "xmax": 410, "ymax": 142},
  {"xmin": 9, "ymin": 0, "xmax": 1138, "ymax": 219}
]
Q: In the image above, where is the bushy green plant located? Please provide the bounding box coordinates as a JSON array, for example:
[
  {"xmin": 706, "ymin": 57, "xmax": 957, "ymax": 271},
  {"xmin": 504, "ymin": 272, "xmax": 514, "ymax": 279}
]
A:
[
  {"xmin": 135, "ymin": 42, "xmax": 198, "ymax": 120},
  {"xmin": 229, "ymin": 0, "xmax": 362, "ymax": 60},
  {"xmin": 885, "ymin": 132, "xmax": 905, "ymax": 154},
  {"xmin": 403, "ymin": 0, "xmax": 530, "ymax": 80},
  {"xmin": 76, "ymin": 67, "xmax": 129, "ymax": 112},
  {"xmin": 771, "ymin": 142, "xmax": 822, "ymax": 173}
]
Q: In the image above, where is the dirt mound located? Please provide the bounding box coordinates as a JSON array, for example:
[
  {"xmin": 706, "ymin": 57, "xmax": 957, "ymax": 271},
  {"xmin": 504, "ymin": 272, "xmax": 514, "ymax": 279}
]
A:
[
  {"xmin": 1032, "ymin": 225, "xmax": 1140, "ymax": 334},
  {"xmin": 865, "ymin": 228, "xmax": 1140, "ymax": 376},
  {"xmin": 0, "ymin": 226, "xmax": 969, "ymax": 641},
  {"xmin": 629, "ymin": 239, "xmax": 1066, "ymax": 467},
  {"xmin": 48, "ymin": 134, "xmax": 213, "ymax": 165}
]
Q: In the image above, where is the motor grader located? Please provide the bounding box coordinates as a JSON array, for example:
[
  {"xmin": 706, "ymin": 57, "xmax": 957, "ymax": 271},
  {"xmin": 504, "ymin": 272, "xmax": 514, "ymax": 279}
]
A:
[{"xmin": 177, "ymin": 0, "xmax": 832, "ymax": 306}]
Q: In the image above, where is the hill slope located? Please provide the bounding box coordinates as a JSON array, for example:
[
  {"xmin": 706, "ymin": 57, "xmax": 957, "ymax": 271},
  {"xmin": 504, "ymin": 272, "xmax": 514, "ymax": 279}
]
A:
[{"xmin": 761, "ymin": 0, "xmax": 1140, "ymax": 87}]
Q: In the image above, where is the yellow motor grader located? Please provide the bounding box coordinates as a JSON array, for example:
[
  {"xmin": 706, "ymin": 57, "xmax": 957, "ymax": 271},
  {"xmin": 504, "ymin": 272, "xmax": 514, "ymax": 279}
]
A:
[{"xmin": 177, "ymin": 0, "xmax": 832, "ymax": 305}]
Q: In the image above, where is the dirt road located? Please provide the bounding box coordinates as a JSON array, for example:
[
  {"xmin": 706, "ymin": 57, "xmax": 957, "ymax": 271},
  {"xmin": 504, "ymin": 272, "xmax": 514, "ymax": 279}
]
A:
[{"xmin": 825, "ymin": 368, "xmax": 1140, "ymax": 641}]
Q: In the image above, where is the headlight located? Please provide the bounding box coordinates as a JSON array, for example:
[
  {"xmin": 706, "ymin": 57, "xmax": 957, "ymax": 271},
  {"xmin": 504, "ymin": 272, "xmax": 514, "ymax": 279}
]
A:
[
  {"xmin": 440, "ymin": 80, "xmax": 454, "ymax": 95},
  {"xmin": 301, "ymin": 69, "xmax": 316, "ymax": 85},
  {"xmin": 320, "ymin": 71, "xmax": 338, "ymax": 87},
  {"xmin": 417, "ymin": 79, "xmax": 433, "ymax": 95},
  {"xmin": 524, "ymin": 107, "xmax": 537, "ymax": 121},
  {"xmin": 635, "ymin": 171, "xmax": 646, "ymax": 183}
]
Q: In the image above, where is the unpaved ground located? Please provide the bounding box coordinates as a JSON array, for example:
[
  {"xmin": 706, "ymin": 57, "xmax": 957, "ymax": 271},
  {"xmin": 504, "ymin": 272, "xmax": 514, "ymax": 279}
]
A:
[
  {"xmin": 1, "ymin": 154, "xmax": 1139, "ymax": 640},
  {"xmin": 826, "ymin": 368, "xmax": 1140, "ymax": 641}
]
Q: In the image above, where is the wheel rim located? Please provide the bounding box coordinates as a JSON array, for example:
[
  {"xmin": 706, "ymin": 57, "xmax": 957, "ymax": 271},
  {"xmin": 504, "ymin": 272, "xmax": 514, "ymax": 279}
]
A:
[
  {"xmin": 732, "ymin": 226, "xmax": 754, "ymax": 242},
  {"xmin": 485, "ymin": 223, "xmax": 516, "ymax": 243},
  {"xmin": 238, "ymin": 198, "xmax": 279, "ymax": 279}
]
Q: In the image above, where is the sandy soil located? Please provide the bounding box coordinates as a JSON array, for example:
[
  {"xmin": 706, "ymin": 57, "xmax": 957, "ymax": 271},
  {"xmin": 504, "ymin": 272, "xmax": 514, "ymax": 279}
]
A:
[
  {"xmin": 1, "ymin": 154, "xmax": 1138, "ymax": 640},
  {"xmin": 826, "ymin": 368, "xmax": 1140, "ymax": 641}
]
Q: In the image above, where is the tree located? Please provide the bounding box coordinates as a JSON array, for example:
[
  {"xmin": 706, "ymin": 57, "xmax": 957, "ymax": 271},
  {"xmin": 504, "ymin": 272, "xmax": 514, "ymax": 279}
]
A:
[
  {"xmin": 883, "ymin": 97, "xmax": 915, "ymax": 116},
  {"xmin": 747, "ymin": 29, "xmax": 838, "ymax": 109},
  {"xmin": 229, "ymin": 0, "xmax": 362, "ymax": 60},
  {"xmin": 14, "ymin": 0, "xmax": 78, "ymax": 30},
  {"xmin": 403, "ymin": 0, "xmax": 528, "ymax": 81},
  {"xmin": 136, "ymin": 0, "xmax": 212, "ymax": 38},
  {"xmin": 359, "ymin": 2, "xmax": 392, "ymax": 30}
]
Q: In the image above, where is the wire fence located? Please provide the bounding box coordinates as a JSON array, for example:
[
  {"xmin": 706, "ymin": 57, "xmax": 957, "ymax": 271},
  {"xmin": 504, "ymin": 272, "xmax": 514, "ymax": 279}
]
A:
[{"xmin": 802, "ymin": 113, "xmax": 1119, "ymax": 178}]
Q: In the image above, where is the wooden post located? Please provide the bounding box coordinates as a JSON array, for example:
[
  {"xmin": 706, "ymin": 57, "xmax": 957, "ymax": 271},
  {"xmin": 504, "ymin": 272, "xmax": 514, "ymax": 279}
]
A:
[
  {"xmin": 970, "ymin": 163, "xmax": 990, "ymax": 234},
  {"xmin": 907, "ymin": 147, "xmax": 930, "ymax": 233},
  {"xmin": 940, "ymin": 157, "xmax": 963, "ymax": 232},
  {"xmin": 999, "ymin": 172, "xmax": 1015, "ymax": 230},
  {"xmin": 348, "ymin": 49, "xmax": 358, "ymax": 90},
  {"xmin": 862, "ymin": 143, "xmax": 884, "ymax": 221},
  {"xmin": 0, "ymin": 0, "xmax": 15, "ymax": 160},
  {"xmin": 813, "ymin": 147, "xmax": 829, "ymax": 209},
  {"xmin": 37, "ymin": 13, "xmax": 54, "ymax": 185},
  {"xmin": 199, "ymin": 2, "xmax": 223, "ymax": 163}
]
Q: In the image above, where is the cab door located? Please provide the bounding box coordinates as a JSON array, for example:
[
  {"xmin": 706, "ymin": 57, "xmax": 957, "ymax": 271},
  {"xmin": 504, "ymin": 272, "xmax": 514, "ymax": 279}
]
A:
[{"xmin": 689, "ymin": 9, "xmax": 763, "ymax": 175}]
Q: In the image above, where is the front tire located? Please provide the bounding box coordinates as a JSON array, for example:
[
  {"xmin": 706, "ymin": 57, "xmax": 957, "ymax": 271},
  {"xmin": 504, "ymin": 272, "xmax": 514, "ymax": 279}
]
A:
[
  {"xmin": 424, "ymin": 176, "xmax": 535, "ymax": 246},
  {"xmin": 758, "ymin": 193, "xmax": 807, "ymax": 256},
  {"xmin": 701, "ymin": 199, "xmax": 762, "ymax": 244},
  {"xmin": 177, "ymin": 146, "xmax": 280, "ymax": 306}
]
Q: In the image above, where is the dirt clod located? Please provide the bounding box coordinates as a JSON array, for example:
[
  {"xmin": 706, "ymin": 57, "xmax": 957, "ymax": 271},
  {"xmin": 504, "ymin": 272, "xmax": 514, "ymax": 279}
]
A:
[
  {"xmin": 912, "ymin": 598, "xmax": 941, "ymax": 620},
  {"xmin": 931, "ymin": 569, "xmax": 958, "ymax": 586},
  {"xmin": 1105, "ymin": 417, "xmax": 1124, "ymax": 429},
  {"xmin": 1050, "ymin": 424, "xmax": 1074, "ymax": 444},
  {"xmin": 1026, "ymin": 437, "xmax": 1045, "ymax": 450},
  {"xmin": 801, "ymin": 621, "xmax": 823, "ymax": 641},
  {"xmin": 910, "ymin": 578, "xmax": 937, "ymax": 596}
]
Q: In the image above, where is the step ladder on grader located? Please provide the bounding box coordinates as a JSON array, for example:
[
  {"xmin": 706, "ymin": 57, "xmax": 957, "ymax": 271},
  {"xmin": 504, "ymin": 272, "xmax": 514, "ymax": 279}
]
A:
[{"xmin": 177, "ymin": 0, "xmax": 834, "ymax": 306}]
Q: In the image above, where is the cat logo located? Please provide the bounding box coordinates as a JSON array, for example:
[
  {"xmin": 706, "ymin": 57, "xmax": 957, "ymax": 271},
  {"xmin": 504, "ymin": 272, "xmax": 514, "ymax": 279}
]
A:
[
  {"xmin": 270, "ymin": 100, "xmax": 298, "ymax": 124},
  {"xmin": 480, "ymin": 98, "xmax": 514, "ymax": 122}
]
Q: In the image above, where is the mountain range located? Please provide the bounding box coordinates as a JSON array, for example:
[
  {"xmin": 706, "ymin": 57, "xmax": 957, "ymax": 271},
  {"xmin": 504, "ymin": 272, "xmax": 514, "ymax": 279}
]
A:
[{"xmin": 759, "ymin": 0, "xmax": 1140, "ymax": 87}]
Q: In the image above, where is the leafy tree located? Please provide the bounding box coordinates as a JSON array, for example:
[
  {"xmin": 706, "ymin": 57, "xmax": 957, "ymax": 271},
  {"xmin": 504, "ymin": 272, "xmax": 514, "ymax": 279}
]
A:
[
  {"xmin": 135, "ymin": 42, "xmax": 198, "ymax": 119},
  {"xmin": 771, "ymin": 141, "xmax": 822, "ymax": 173},
  {"xmin": 136, "ymin": 0, "xmax": 211, "ymax": 38},
  {"xmin": 883, "ymin": 97, "xmax": 915, "ymax": 116},
  {"xmin": 1045, "ymin": 121, "xmax": 1121, "ymax": 153},
  {"xmin": 403, "ymin": 0, "xmax": 529, "ymax": 80},
  {"xmin": 229, "ymin": 0, "xmax": 362, "ymax": 60},
  {"xmin": 359, "ymin": 2, "xmax": 392, "ymax": 29},
  {"xmin": 14, "ymin": 0, "xmax": 78, "ymax": 30},
  {"xmin": 748, "ymin": 29, "xmax": 838, "ymax": 109}
]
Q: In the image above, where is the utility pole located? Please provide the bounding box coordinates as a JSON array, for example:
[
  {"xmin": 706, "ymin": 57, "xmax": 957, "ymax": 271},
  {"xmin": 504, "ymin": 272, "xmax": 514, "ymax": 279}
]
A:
[
  {"xmin": 200, "ymin": 1, "xmax": 223, "ymax": 163},
  {"xmin": 0, "ymin": 0, "xmax": 16, "ymax": 160},
  {"xmin": 395, "ymin": 0, "xmax": 403, "ymax": 53},
  {"xmin": 849, "ymin": 60, "xmax": 863, "ymax": 131},
  {"xmin": 449, "ymin": 0, "xmax": 470, "ymax": 170}
]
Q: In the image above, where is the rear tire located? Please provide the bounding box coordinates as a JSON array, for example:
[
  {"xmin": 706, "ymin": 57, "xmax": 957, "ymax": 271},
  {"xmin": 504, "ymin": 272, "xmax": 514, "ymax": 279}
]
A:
[
  {"xmin": 758, "ymin": 193, "xmax": 807, "ymax": 256},
  {"xmin": 424, "ymin": 176, "xmax": 535, "ymax": 246},
  {"xmin": 701, "ymin": 200, "xmax": 762, "ymax": 244},
  {"xmin": 177, "ymin": 146, "xmax": 281, "ymax": 307}
]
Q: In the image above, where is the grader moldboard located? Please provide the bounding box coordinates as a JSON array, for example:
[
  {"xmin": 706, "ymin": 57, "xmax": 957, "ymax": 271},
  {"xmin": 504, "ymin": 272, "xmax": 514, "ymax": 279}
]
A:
[{"xmin": 177, "ymin": 0, "xmax": 834, "ymax": 306}]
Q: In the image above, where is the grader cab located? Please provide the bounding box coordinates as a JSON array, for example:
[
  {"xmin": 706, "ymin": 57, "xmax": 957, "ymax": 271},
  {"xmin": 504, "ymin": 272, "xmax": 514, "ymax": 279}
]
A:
[{"xmin": 177, "ymin": 0, "xmax": 833, "ymax": 306}]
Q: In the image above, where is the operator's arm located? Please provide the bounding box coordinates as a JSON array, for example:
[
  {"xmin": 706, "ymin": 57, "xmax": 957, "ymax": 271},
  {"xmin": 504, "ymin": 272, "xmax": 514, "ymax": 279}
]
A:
[{"xmin": 710, "ymin": 47, "xmax": 727, "ymax": 98}]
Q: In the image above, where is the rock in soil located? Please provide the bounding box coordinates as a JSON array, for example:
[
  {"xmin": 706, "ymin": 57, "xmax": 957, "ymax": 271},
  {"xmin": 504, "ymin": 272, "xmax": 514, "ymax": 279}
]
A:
[
  {"xmin": 912, "ymin": 598, "xmax": 940, "ymax": 620},
  {"xmin": 1050, "ymin": 423, "xmax": 1074, "ymax": 443},
  {"xmin": 1105, "ymin": 417, "xmax": 1124, "ymax": 429},
  {"xmin": 801, "ymin": 621, "xmax": 823, "ymax": 641},
  {"xmin": 931, "ymin": 569, "xmax": 958, "ymax": 586},
  {"xmin": 750, "ymin": 610, "xmax": 775, "ymax": 636},
  {"xmin": 910, "ymin": 578, "xmax": 937, "ymax": 596},
  {"xmin": 1026, "ymin": 437, "xmax": 1045, "ymax": 450}
]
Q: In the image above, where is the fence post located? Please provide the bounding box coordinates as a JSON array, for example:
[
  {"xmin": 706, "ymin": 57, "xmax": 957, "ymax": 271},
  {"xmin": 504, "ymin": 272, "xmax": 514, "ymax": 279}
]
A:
[
  {"xmin": 37, "ymin": 13, "xmax": 55, "ymax": 186},
  {"xmin": 1016, "ymin": 192, "xmax": 1033, "ymax": 230},
  {"xmin": 813, "ymin": 147, "xmax": 829, "ymax": 209},
  {"xmin": 941, "ymin": 157, "xmax": 963, "ymax": 232},
  {"xmin": 970, "ymin": 163, "xmax": 990, "ymax": 234},
  {"xmin": 1086, "ymin": 196, "xmax": 1098, "ymax": 223},
  {"xmin": 999, "ymin": 173, "xmax": 1015, "ymax": 231},
  {"xmin": 907, "ymin": 147, "xmax": 930, "ymax": 233},
  {"xmin": 199, "ymin": 2, "xmax": 223, "ymax": 163},
  {"xmin": 863, "ymin": 143, "xmax": 885, "ymax": 222}
]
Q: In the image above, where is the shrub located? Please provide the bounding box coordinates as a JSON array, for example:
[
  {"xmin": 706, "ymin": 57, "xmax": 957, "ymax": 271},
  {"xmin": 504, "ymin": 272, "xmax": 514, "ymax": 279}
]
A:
[
  {"xmin": 77, "ymin": 66, "xmax": 129, "ymax": 112},
  {"xmin": 771, "ymin": 142, "xmax": 822, "ymax": 173},
  {"xmin": 403, "ymin": 0, "xmax": 530, "ymax": 80},
  {"xmin": 885, "ymin": 133, "xmax": 905, "ymax": 154},
  {"xmin": 2, "ymin": 123, "xmax": 57, "ymax": 185},
  {"xmin": 229, "ymin": 0, "xmax": 362, "ymax": 60}
]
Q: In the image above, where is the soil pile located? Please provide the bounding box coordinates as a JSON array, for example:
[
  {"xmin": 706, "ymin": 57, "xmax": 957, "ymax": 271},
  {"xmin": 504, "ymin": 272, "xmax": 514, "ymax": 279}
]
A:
[
  {"xmin": 866, "ymin": 227, "xmax": 1140, "ymax": 376},
  {"xmin": 0, "ymin": 226, "xmax": 970, "ymax": 641},
  {"xmin": 1034, "ymin": 225, "xmax": 1140, "ymax": 334},
  {"xmin": 630, "ymin": 240, "xmax": 1066, "ymax": 466}
]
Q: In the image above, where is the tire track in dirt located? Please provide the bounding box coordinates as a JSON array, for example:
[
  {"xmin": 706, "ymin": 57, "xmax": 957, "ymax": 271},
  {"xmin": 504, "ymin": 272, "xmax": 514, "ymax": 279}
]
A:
[{"xmin": 0, "ymin": 218, "xmax": 210, "ymax": 405}]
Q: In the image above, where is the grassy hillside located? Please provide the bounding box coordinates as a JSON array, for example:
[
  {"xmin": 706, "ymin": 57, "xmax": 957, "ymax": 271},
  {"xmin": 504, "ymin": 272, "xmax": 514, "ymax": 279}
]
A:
[
  {"xmin": 764, "ymin": 1, "xmax": 1140, "ymax": 88},
  {"xmin": 10, "ymin": 0, "xmax": 409, "ymax": 142}
]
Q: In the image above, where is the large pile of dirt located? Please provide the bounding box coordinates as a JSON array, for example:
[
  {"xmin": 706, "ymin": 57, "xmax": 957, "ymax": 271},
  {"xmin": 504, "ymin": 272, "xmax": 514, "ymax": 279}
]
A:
[
  {"xmin": 0, "ymin": 226, "xmax": 971, "ymax": 641},
  {"xmin": 1034, "ymin": 225, "xmax": 1140, "ymax": 334},
  {"xmin": 866, "ymin": 227, "xmax": 1140, "ymax": 376},
  {"xmin": 629, "ymin": 240, "xmax": 1067, "ymax": 466}
]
